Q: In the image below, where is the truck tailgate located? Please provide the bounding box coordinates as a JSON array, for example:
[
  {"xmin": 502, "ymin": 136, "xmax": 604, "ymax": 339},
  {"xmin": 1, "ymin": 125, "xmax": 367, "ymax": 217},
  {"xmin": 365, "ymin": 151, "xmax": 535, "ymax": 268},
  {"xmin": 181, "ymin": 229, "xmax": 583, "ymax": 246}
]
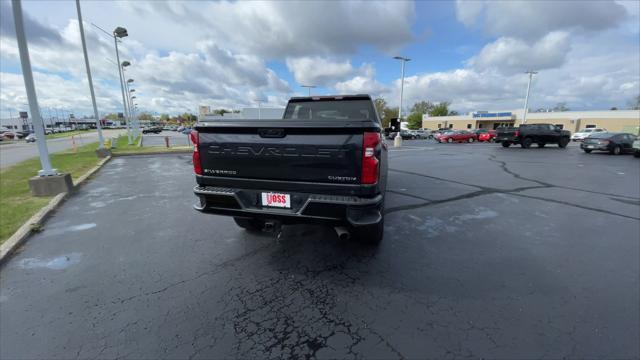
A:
[{"xmin": 196, "ymin": 121, "xmax": 370, "ymax": 184}]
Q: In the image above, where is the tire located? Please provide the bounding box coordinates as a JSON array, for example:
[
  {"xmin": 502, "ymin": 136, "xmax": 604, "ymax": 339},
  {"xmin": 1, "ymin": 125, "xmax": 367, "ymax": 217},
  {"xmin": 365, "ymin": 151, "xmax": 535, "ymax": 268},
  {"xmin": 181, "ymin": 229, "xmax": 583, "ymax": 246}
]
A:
[
  {"xmin": 501, "ymin": 142, "xmax": 511, "ymax": 148},
  {"xmin": 447, "ymin": 138, "xmax": 453, "ymax": 143},
  {"xmin": 468, "ymin": 137, "xmax": 474, "ymax": 143},
  {"xmin": 537, "ymin": 143, "xmax": 546, "ymax": 148},
  {"xmin": 233, "ymin": 217, "xmax": 265, "ymax": 232},
  {"xmin": 490, "ymin": 138, "xmax": 495, "ymax": 143},
  {"xmin": 521, "ymin": 138, "xmax": 533, "ymax": 149},
  {"xmin": 583, "ymin": 149, "xmax": 592, "ymax": 153},
  {"xmin": 611, "ymin": 145, "xmax": 622, "ymax": 155},
  {"xmin": 558, "ymin": 137, "xmax": 569, "ymax": 148},
  {"xmin": 353, "ymin": 220, "xmax": 384, "ymax": 245},
  {"xmin": 634, "ymin": 151, "xmax": 640, "ymax": 158}
]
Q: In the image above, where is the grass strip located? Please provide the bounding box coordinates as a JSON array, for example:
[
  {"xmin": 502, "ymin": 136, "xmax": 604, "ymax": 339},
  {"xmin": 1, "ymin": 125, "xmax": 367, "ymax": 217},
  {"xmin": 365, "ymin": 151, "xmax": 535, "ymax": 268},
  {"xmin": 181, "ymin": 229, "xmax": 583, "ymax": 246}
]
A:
[{"xmin": 0, "ymin": 141, "xmax": 102, "ymax": 243}]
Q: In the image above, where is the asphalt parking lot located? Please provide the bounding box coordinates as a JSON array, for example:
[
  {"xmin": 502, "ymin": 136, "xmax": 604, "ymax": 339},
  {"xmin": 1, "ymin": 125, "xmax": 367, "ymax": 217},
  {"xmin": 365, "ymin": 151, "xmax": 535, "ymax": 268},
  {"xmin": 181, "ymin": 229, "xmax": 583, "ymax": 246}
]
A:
[
  {"xmin": 1, "ymin": 140, "xmax": 638, "ymax": 359},
  {"xmin": 142, "ymin": 131, "xmax": 191, "ymax": 147}
]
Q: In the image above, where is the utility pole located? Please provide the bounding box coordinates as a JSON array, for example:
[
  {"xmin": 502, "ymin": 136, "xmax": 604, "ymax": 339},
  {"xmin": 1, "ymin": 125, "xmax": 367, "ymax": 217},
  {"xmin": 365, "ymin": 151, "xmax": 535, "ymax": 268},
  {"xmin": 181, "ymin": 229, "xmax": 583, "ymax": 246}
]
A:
[
  {"xmin": 522, "ymin": 71, "xmax": 537, "ymax": 124},
  {"xmin": 75, "ymin": 0, "xmax": 106, "ymax": 154},
  {"xmin": 393, "ymin": 56, "xmax": 411, "ymax": 147},
  {"xmin": 301, "ymin": 85, "xmax": 316, "ymax": 96},
  {"xmin": 11, "ymin": 0, "xmax": 56, "ymax": 176}
]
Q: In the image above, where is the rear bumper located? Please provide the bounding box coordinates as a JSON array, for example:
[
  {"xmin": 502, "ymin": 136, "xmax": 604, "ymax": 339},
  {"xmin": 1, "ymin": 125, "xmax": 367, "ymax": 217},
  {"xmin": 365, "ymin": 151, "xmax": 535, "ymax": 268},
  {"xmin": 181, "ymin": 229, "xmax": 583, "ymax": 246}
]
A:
[
  {"xmin": 193, "ymin": 186, "xmax": 383, "ymax": 226},
  {"xmin": 580, "ymin": 143, "xmax": 609, "ymax": 151},
  {"xmin": 495, "ymin": 136, "xmax": 517, "ymax": 143}
]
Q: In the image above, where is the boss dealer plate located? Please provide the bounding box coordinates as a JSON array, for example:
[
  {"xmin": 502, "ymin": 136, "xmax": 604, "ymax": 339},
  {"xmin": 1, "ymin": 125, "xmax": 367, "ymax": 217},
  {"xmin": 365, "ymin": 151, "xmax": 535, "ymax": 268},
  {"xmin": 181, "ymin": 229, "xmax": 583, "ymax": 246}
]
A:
[{"xmin": 261, "ymin": 192, "xmax": 291, "ymax": 208}]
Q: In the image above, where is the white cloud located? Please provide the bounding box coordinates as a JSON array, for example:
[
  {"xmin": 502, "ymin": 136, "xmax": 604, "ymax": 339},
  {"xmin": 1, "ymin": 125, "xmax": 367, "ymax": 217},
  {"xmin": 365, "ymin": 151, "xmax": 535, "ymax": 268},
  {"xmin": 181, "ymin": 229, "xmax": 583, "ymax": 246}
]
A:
[
  {"xmin": 334, "ymin": 64, "xmax": 387, "ymax": 95},
  {"xmin": 286, "ymin": 57, "xmax": 356, "ymax": 86},
  {"xmin": 123, "ymin": 1, "xmax": 416, "ymax": 57},
  {"xmin": 469, "ymin": 31, "xmax": 572, "ymax": 74},
  {"xmin": 0, "ymin": 9, "xmax": 292, "ymax": 116},
  {"xmin": 455, "ymin": 0, "xmax": 628, "ymax": 40}
]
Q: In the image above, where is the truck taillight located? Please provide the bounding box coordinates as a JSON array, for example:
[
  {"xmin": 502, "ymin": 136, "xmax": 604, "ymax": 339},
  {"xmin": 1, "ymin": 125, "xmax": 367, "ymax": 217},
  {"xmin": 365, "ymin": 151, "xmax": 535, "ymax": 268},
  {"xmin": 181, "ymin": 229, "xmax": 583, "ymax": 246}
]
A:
[
  {"xmin": 361, "ymin": 132, "xmax": 380, "ymax": 184},
  {"xmin": 190, "ymin": 130, "xmax": 202, "ymax": 175}
]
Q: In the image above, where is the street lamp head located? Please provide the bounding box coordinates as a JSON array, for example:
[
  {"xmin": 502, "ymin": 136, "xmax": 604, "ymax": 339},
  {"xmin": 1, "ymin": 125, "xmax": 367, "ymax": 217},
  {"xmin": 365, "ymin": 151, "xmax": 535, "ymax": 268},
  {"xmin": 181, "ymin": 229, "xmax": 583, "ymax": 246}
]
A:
[
  {"xmin": 121, "ymin": 60, "xmax": 131, "ymax": 67},
  {"xmin": 129, "ymin": 89, "xmax": 135, "ymax": 92},
  {"xmin": 131, "ymin": 96, "xmax": 137, "ymax": 99},
  {"xmin": 394, "ymin": 56, "xmax": 411, "ymax": 62},
  {"xmin": 113, "ymin": 27, "xmax": 128, "ymax": 38},
  {"xmin": 127, "ymin": 78, "xmax": 134, "ymax": 83}
]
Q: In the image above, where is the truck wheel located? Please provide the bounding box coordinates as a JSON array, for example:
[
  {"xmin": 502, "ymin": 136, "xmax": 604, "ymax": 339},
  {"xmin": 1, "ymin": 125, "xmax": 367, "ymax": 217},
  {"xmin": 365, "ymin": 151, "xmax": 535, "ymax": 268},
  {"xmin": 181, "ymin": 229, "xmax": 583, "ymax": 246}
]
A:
[
  {"xmin": 353, "ymin": 221, "xmax": 384, "ymax": 245},
  {"xmin": 537, "ymin": 143, "xmax": 546, "ymax": 148},
  {"xmin": 233, "ymin": 217, "xmax": 265, "ymax": 232},
  {"xmin": 501, "ymin": 142, "xmax": 511, "ymax": 148},
  {"xmin": 558, "ymin": 138, "xmax": 569, "ymax": 148},
  {"xmin": 583, "ymin": 149, "xmax": 592, "ymax": 154},
  {"xmin": 521, "ymin": 138, "xmax": 533, "ymax": 148}
]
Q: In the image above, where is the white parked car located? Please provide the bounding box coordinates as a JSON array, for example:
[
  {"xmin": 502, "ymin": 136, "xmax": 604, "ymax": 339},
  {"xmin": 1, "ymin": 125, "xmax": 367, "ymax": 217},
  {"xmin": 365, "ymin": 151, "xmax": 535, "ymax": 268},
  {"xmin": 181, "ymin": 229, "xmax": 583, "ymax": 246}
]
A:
[
  {"xmin": 25, "ymin": 133, "xmax": 37, "ymax": 143},
  {"xmin": 571, "ymin": 127, "xmax": 607, "ymax": 141}
]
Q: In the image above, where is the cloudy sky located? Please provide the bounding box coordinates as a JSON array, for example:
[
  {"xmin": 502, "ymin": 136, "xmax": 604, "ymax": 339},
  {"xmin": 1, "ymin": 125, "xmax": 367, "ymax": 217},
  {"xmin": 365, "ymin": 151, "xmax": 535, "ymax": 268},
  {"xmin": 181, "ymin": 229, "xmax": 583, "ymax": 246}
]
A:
[{"xmin": 0, "ymin": 0, "xmax": 638, "ymax": 118}]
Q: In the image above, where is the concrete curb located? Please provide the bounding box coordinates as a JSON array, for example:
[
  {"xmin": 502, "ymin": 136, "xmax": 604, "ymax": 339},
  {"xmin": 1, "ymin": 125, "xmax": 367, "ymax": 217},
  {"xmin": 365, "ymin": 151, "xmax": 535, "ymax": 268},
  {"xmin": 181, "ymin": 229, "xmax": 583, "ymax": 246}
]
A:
[
  {"xmin": 112, "ymin": 148, "xmax": 192, "ymax": 157},
  {"xmin": 0, "ymin": 156, "xmax": 112, "ymax": 265}
]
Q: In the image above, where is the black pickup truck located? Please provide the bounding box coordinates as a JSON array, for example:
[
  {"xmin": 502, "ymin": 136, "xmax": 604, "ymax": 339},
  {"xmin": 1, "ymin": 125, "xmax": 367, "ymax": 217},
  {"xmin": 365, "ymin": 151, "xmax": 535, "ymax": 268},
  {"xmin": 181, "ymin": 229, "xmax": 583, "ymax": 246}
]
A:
[
  {"xmin": 191, "ymin": 95, "xmax": 388, "ymax": 243},
  {"xmin": 495, "ymin": 123, "xmax": 571, "ymax": 148}
]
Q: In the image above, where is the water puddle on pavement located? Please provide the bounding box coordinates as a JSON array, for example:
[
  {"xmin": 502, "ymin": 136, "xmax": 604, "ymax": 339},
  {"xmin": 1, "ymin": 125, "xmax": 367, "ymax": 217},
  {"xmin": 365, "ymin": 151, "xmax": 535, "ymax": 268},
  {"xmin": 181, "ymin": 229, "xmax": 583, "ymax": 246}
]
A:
[
  {"xmin": 18, "ymin": 252, "xmax": 82, "ymax": 270},
  {"xmin": 40, "ymin": 223, "xmax": 97, "ymax": 237}
]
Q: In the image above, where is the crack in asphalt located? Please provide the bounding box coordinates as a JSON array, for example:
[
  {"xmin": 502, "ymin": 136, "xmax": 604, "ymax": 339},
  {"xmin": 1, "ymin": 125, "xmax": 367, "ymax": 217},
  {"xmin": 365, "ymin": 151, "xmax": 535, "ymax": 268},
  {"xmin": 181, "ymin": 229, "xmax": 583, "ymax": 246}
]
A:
[
  {"xmin": 508, "ymin": 192, "xmax": 640, "ymax": 220},
  {"xmin": 112, "ymin": 242, "xmax": 273, "ymax": 305},
  {"xmin": 385, "ymin": 153, "xmax": 639, "ymax": 219}
]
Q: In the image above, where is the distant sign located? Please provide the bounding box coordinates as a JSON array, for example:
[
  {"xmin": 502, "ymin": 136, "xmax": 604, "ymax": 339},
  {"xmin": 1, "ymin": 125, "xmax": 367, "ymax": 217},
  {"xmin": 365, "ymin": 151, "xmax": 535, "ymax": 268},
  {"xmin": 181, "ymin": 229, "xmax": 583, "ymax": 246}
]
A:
[
  {"xmin": 19, "ymin": 111, "xmax": 28, "ymax": 118},
  {"xmin": 472, "ymin": 112, "xmax": 512, "ymax": 118}
]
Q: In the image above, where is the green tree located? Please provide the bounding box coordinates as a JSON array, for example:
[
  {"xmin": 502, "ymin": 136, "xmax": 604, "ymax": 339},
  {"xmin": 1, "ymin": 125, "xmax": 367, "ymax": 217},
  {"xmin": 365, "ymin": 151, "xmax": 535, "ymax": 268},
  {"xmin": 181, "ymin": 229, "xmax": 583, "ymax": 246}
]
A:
[
  {"xmin": 138, "ymin": 112, "xmax": 154, "ymax": 121},
  {"xmin": 374, "ymin": 97, "xmax": 386, "ymax": 119},
  {"xmin": 382, "ymin": 107, "xmax": 398, "ymax": 128},
  {"xmin": 406, "ymin": 112, "xmax": 423, "ymax": 129},
  {"xmin": 552, "ymin": 102, "xmax": 569, "ymax": 112},
  {"xmin": 429, "ymin": 102, "xmax": 451, "ymax": 117},
  {"xmin": 104, "ymin": 113, "xmax": 119, "ymax": 120},
  {"xmin": 160, "ymin": 114, "xmax": 170, "ymax": 122},
  {"xmin": 213, "ymin": 109, "xmax": 231, "ymax": 115},
  {"xmin": 410, "ymin": 100, "xmax": 434, "ymax": 115}
]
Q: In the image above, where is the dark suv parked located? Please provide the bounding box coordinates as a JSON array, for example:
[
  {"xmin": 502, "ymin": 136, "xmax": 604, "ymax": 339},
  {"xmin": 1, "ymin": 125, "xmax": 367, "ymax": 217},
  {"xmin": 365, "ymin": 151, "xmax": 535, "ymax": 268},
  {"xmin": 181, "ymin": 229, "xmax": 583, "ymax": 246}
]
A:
[{"xmin": 495, "ymin": 124, "xmax": 571, "ymax": 148}]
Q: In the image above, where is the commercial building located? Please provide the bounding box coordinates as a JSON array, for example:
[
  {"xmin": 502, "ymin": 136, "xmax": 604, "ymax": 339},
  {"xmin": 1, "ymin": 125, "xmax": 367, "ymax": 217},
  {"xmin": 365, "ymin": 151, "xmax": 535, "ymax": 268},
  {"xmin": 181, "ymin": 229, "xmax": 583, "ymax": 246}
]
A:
[
  {"xmin": 200, "ymin": 107, "xmax": 285, "ymax": 121},
  {"xmin": 422, "ymin": 109, "xmax": 640, "ymax": 134}
]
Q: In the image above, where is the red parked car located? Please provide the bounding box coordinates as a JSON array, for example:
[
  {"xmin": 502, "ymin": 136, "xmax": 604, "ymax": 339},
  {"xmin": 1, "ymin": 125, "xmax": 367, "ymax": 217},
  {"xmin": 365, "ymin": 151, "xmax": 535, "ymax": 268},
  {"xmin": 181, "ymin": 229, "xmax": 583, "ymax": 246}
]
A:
[
  {"xmin": 478, "ymin": 130, "xmax": 496, "ymax": 142},
  {"xmin": 438, "ymin": 130, "xmax": 478, "ymax": 143}
]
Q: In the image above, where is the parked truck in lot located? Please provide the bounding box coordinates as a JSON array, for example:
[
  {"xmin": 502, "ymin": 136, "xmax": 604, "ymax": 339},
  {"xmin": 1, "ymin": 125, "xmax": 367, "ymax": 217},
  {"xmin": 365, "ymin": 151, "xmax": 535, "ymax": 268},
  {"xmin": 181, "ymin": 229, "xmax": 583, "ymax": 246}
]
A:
[
  {"xmin": 495, "ymin": 123, "xmax": 571, "ymax": 148},
  {"xmin": 191, "ymin": 95, "xmax": 388, "ymax": 243}
]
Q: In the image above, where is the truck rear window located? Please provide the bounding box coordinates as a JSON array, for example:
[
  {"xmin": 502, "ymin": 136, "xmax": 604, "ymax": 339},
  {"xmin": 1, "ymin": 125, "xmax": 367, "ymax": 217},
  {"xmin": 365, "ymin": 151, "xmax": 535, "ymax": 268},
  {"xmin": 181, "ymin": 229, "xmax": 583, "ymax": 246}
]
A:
[{"xmin": 283, "ymin": 100, "xmax": 376, "ymax": 121}]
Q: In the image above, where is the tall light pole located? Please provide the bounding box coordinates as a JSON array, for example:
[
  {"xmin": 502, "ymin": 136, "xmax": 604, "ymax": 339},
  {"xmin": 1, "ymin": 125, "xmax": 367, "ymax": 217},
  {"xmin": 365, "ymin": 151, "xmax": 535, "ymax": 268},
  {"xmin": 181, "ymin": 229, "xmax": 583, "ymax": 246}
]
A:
[
  {"xmin": 12, "ymin": 0, "xmax": 56, "ymax": 176},
  {"xmin": 393, "ymin": 56, "xmax": 411, "ymax": 147},
  {"xmin": 125, "ymin": 77, "xmax": 137, "ymax": 136},
  {"xmin": 301, "ymin": 85, "xmax": 316, "ymax": 96},
  {"xmin": 112, "ymin": 28, "xmax": 132, "ymax": 144},
  {"xmin": 75, "ymin": 0, "xmax": 105, "ymax": 152},
  {"xmin": 522, "ymin": 71, "xmax": 537, "ymax": 124}
]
